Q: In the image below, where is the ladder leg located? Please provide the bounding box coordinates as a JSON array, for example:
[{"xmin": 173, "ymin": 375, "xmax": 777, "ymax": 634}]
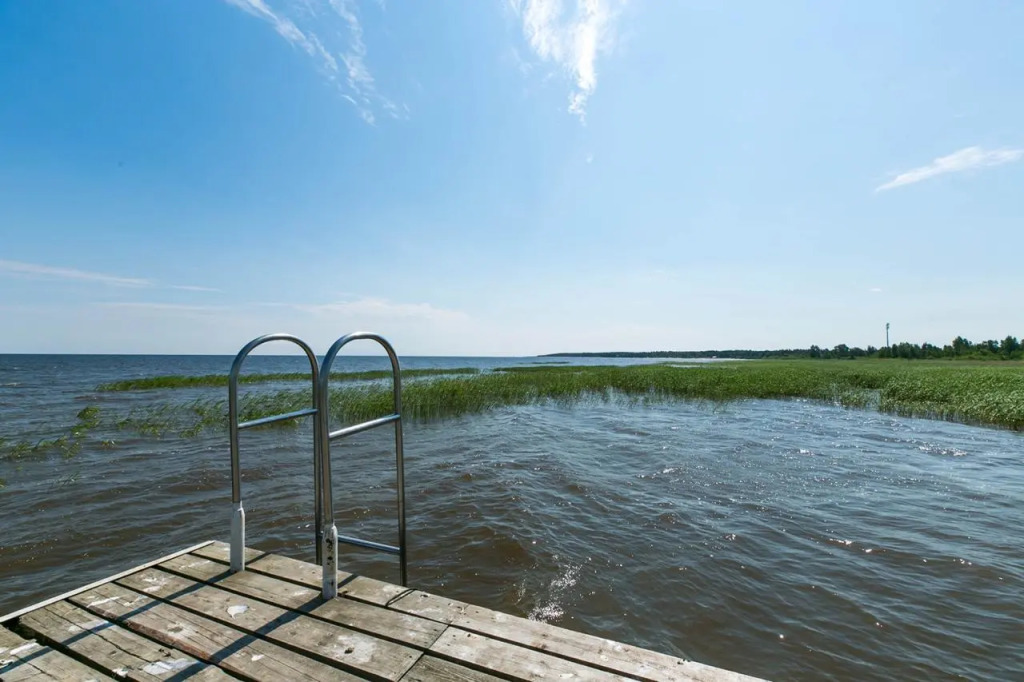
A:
[
  {"xmin": 230, "ymin": 501, "xmax": 246, "ymax": 572},
  {"xmin": 322, "ymin": 522, "xmax": 338, "ymax": 599}
]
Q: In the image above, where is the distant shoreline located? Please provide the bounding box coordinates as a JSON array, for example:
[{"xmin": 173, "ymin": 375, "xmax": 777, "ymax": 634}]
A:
[{"xmin": 540, "ymin": 351, "xmax": 827, "ymax": 359}]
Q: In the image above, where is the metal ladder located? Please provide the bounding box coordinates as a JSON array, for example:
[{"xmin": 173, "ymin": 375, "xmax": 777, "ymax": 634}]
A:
[
  {"xmin": 318, "ymin": 332, "xmax": 407, "ymax": 599},
  {"xmin": 226, "ymin": 332, "xmax": 407, "ymax": 601},
  {"xmin": 227, "ymin": 334, "xmax": 323, "ymax": 573}
]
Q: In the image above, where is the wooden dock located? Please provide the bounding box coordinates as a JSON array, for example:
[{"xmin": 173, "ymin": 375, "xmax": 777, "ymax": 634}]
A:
[{"xmin": 0, "ymin": 540, "xmax": 764, "ymax": 681}]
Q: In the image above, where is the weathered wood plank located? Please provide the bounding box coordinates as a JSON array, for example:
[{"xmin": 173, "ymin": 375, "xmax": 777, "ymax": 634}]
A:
[
  {"xmin": 160, "ymin": 555, "xmax": 312, "ymax": 609},
  {"xmin": 245, "ymin": 552, "xmax": 349, "ymax": 588},
  {"xmin": 158, "ymin": 555, "xmax": 231, "ymax": 584},
  {"xmin": 191, "ymin": 541, "xmax": 263, "ymax": 565},
  {"xmin": 117, "ymin": 568, "xmax": 422, "ymax": 681},
  {"xmin": 198, "ymin": 544, "xmax": 412, "ymax": 608},
  {"xmin": 160, "ymin": 554, "xmax": 447, "ymax": 650},
  {"xmin": 431, "ymin": 628, "xmax": 636, "ymax": 682},
  {"xmin": 392, "ymin": 591, "xmax": 763, "ymax": 682},
  {"xmin": 247, "ymin": 553, "xmax": 411, "ymax": 606},
  {"xmin": 69, "ymin": 582, "xmax": 362, "ymax": 681},
  {"xmin": 17, "ymin": 601, "xmax": 232, "ymax": 682},
  {"xmin": 400, "ymin": 655, "xmax": 506, "ymax": 682},
  {"xmin": 0, "ymin": 626, "xmax": 113, "ymax": 681}
]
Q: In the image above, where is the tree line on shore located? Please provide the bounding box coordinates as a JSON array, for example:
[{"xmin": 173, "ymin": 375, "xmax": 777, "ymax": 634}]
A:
[{"xmin": 542, "ymin": 335, "xmax": 1024, "ymax": 360}]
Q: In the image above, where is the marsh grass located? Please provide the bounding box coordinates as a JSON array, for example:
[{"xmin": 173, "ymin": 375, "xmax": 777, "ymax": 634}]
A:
[
  {"xmin": 6, "ymin": 362, "xmax": 1022, "ymax": 457},
  {"xmin": 96, "ymin": 367, "xmax": 480, "ymax": 392},
  {"xmin": 1, "ymin": 405, "xmax": 105, "ymax": 463},
  {"xmin": 109, "ymin": 360, "xmax": 1024, "ymax": 437}
]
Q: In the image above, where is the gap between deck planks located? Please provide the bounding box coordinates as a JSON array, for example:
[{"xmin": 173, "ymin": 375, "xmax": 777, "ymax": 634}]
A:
[{"xmin": 4, "ymin": 541, "xmax": 767, "ymax": 682}]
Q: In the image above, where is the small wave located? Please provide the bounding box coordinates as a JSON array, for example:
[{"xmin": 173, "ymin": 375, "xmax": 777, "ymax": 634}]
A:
[
  {"xmin": 564, "ymin": 482, "xmax": 588, "ymax": 495},
  {"xmin": 917, "ymin": 444, "xmax": 968, "ymax": 457},
  {"xmin": 528, "ymin": 563, "xmax": 582, "ymax": 623},
  {"xmin": 528, "ymin": 602, "xmax": 565, "ymax": 622}
]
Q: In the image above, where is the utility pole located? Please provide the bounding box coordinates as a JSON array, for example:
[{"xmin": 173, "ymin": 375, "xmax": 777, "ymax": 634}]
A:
[{"xmin": 886, "ymin": 322, "xmax": 890, "ymax": 348}]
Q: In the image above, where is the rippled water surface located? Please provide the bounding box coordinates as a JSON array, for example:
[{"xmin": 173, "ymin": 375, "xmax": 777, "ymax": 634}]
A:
[{"xmin": 1, "ymin": 354, "xmax": 1022, "ymax": 680}]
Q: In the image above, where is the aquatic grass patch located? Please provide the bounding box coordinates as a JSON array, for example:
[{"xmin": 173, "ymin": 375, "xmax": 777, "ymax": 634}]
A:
[
  {"xmin": 112, "ymin": 360, "xmax": 1024, "ymax": 436},
  {"xmin": 0, "ymin": 405, "xmax": 105, "ymax": 462},
  {"xmin": 96, "ymin": 367, "xmax": 480, "ymax": 391},
  {"xmin": 880, "ymin": 369, "xmax": 1024, "ymax": 429},
  {"xmin": 9, "ymin": 362, "xmax": 1023, "ymax": 448}
]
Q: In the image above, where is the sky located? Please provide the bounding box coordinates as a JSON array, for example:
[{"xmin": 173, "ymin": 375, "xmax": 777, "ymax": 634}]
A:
[{"xmin": 1, "ymin": 0, "xmax": 1022, "ymax": 356}]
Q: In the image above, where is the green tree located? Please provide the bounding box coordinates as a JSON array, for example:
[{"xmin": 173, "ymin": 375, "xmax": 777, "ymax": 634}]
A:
[
  {"xmin": 1001, "ymin": 336, "xmax": 1020, "ymax": 357},
  {"xmin": 951, "ymin": 336, "xmax": 972, "ymax": 355}
]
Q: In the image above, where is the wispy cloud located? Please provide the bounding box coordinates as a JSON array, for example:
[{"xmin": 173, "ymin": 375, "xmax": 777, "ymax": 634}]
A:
[
  {"xmin": 171, "ymin": 284, "xmax": 222, "ymax": 293},
  {"xmin": 0, "ymin": 259, "xmax": 151, "ymax": 288},
  {"xmin": 95, "ymin": 302, "xmax": 228, "ymax": 313},
  {"xmin": 0, "ymin": 259, "xmax": 218, "ymax": 292},
  {"xmin": 292, "ymin": 297, "xmax": 468, "ymax": 322},
  {"xmin": 876, "ymin": 146, "xmax": 1024, "ymax": 192},
  {"xmin": 223, "ymin": 0, "xmax": 397, "ymax": 124},
  {"xmin": 226, "ymin": 0, "xmax": 314, "ymax": 53},
  {"xmin": 510, "ymin": 0, "xmax": 625, "ymax": 121}
]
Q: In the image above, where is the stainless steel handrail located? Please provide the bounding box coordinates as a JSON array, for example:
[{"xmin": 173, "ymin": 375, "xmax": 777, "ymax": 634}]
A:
[
  {"xmin": 228, "ymin": 334, "xmax": 322, "ymax": 573},
  {"xmin": 317, "ymin": 332, "xmax": 406, "ymax": 599}
]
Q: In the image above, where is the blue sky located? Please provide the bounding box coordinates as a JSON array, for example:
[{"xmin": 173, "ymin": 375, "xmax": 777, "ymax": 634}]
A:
[{"xmin": 1, "ymin": 1, "xmax": 1022, "ymax": 355}]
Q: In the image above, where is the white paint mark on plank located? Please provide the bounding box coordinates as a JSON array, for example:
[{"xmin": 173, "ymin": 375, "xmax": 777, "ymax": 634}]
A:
[
  {"xmin": 68, "ymin": 619, "xmax": 107, "ymax": 633},
  {"xmin": 88, "ymin": 597, "xmax": 118, "ymax": 607},
  {"xmin": 9, "ymin": 642, "xmax": 40, "ymax": 655},
  {"xmin": 141, "ymin": 575, "xmax": 169, "ymax": 593},
  {"xmin": 227, "ymin": 604, "xmax": 249, "ymax": 618},
  {"xmin": 142, "ymin": 658, "xmax": 192, "ymax": 675}
]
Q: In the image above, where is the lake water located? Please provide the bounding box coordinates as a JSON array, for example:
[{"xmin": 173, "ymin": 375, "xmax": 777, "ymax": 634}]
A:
[{"xmin": 1, "ymin": 354, "xmax": 1022, "ymax": 680}]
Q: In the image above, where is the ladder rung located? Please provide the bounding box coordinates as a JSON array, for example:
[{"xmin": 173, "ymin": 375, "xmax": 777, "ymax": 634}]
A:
[
  {"xmin": 238, "ymin": 407, "xmax": 318, "ymax": 430},
  {"xmin": 337, "ymin": 534, "xmax": 400, "ymax": 555},
  {"xmin": 328, "ymin": 413, "xmax": 400, "ymax": 440}
]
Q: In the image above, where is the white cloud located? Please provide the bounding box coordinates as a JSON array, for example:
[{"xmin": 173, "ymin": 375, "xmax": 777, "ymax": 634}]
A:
[
  {"xmin": 0, "ymin": 259, "xmax": 220, "ymax": 292},
  {"xmin": 876, "ymin": 146, "xmax": 1024, "ymax": 191},
  {"xmin": 0, "ymin": 259, "xmax": 151, "ymax": 287},
  {"xmin": 293, "ymin": 297, "xmax": 469, "ymax": 322},
  {"xmin": 225, "ymin": 0, "xmax": 322, "ymax": 60},
  {"xmin": 326, "ymin": 0, "xmax": 399, "ymax": 124},
  {"xmin": 95, "ymin": 302, "xmax": 228, "ymax": 313},
  {"xmin": 223, "ymin": 0, "xmax": 396, "ymax": 124},
  {"xmin": 170, "ymin": 284, "xmax": 222, "ymax": 292},
  {"xmin": 510, "ymin": 0, "xmax": 625, "ymax": 121}
]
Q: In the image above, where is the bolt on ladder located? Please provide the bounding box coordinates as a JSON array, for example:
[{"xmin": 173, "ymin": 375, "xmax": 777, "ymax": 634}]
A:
[
  {"xmin": 318, "ymin": 332, "xmax": 407, "ymax": 600},
  {"xmin": 227, "ymin": 334, "xmax": 323, "ymax": 573}
]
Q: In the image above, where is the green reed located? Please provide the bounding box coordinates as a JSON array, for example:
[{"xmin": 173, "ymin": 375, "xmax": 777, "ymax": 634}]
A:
[
  {"xmin": 111, "ymin": 360, "xmax": 1024, "ymax": 436},
  {"xmin": 1, "ymin": 405, "xmax": 105, "ymax": 463},
  {"xmin": 96, "ymin": 367, "xmax": 480, "ymax": 392},
  {"xmin": 7, "ymin": 362, "xmax": 1022, "ymax": 457}
]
